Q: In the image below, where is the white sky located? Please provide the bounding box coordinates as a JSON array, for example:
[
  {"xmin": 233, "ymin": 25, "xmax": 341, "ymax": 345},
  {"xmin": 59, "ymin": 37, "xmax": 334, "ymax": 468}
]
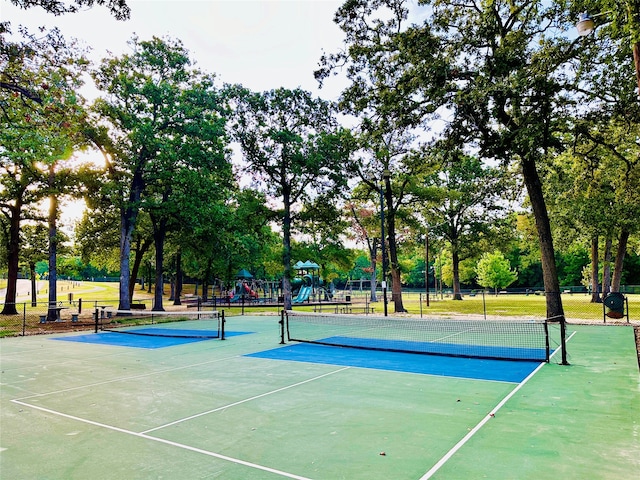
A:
[
  {"xmin": 2, "ymin": 0, "xmax": 350, "ymax": 229},
  {"xmin": 2, "ymin": 0, "xmax": 348, "ymax": 98}
]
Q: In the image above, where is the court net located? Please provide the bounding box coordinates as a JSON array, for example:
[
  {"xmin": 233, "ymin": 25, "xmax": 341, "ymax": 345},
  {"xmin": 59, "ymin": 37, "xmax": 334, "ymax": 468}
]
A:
[
  {"xmin": 99, "ymin": 309, "xmax": 224, "ymax": 339},
  {"xmin": 283, "ymin": 311, "xmax": 549, "ymax": 362}
]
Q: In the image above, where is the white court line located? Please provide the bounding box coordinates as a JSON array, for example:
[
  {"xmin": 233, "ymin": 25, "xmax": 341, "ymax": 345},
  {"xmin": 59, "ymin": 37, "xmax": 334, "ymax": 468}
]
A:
[
  {"xmin": 10, "ymin": 398, "xmax": 313, "ymax": 480},
  {"xmin": 142, "ymin": 367, "xmax": 350, "ymax": 433},
  {"xmin": 13, "ymin": 354, "xmax": 241, "ymax": 401},
  {"xmin": 419, "ymin": 330, "xmax": 577, "ymax": 480},
  {"xmin": 11, "ymin": 366, "xmax": 351, "ymax": 480}
]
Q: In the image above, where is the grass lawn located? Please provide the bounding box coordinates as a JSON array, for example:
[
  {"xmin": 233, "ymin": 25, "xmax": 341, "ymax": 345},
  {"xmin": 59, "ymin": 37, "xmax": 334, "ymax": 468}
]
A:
[
  {"xmin": 340, "ymin": 290, "xmax": 638, "ymax": 323},
  {"xmin": 2, "ymin": 280, "xmax": 638, "ymax": 324}
]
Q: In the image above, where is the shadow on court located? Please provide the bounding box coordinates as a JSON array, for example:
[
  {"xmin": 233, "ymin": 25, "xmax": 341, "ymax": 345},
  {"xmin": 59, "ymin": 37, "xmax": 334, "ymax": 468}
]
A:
[{"xmin": 0, "ymin": 316, "xmax": 638, "ymax": 479}]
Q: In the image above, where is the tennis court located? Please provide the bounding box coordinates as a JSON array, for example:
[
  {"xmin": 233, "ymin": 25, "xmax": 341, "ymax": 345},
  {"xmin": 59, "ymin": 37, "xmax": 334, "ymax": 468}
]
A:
[{"xmin": 1, "ymin": 313, "xmax": 638, "ymax": 479}]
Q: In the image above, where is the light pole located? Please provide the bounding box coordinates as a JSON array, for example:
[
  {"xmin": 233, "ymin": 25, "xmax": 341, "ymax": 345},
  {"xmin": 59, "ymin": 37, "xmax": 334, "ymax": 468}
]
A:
[
  {"xmin": 379, "ymin": 173, "xmax": 389, "ymax": 317},
  {"xmin": 378, "ymin": 169, "xmax": 391, "ymax": 316},
  {"xmin": 425, "ymin": 232, "xmax": 430, "ymax": 307},
  {"xmin": 577, "ymin": 10, "xmax": 640, "ymax": 100}
]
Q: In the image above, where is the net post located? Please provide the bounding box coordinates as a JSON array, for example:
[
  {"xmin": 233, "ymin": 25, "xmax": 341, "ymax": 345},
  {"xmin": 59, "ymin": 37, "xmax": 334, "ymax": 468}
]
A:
[
  {"xmin": 544, "ymin": 320, "xmax": 550, "ymax": 362},
  {"xmin": 220, "ymin": 310, "xmax": 225, "ymax": 340},
  {"xmin": 279, "ymin": 310, "xmax": 285, "ymax": 344},
  {"xmin": 559, "ymin": 315, "xmax": 569, "ymax": 365},
  {"xmin": 94, "ymin": 308, "xmax": 99, "ymax": 333}
]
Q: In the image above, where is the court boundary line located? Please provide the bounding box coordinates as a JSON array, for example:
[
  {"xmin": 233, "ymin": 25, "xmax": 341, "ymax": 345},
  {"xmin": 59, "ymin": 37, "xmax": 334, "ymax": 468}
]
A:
[
  {"xmin": 418, "ymin": 329, "xmax": 577, "ymax": 480},
  {"xmin": 10, "ymin": 397, "xmax": 313, "ymax": 480},
  {"xmin": 12, "ymin": 354, "xmax": 242, "ymax": 401},
  {"xmin": 141, "ymin": 366, "xmax": 350, "ymax": 433},
  {"xmin": 10, "ymin": 366, "xmax": 351, "ymax": 480}
]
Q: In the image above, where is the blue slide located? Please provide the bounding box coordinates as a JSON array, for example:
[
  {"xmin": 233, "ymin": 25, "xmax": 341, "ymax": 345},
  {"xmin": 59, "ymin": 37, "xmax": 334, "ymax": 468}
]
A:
[{"xmin": 293, "ymin": 286, "xmax": 311, "ymax": 303}]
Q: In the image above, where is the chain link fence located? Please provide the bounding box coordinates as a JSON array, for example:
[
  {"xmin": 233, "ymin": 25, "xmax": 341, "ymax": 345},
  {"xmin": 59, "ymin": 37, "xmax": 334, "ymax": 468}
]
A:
[{"xmin": 1, "ymin": 289, "xmax": 637, "ymax": 337}]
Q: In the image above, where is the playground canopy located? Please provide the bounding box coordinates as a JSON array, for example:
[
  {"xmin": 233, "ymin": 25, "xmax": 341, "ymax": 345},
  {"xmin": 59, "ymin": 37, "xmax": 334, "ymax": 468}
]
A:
[
  {"xmin": 293, "ymin": 260, "xmax": 319, "ymax": 270},
  {"xmin": 236, "ymin": 269, "xmax": 253, "ymax": 279}
]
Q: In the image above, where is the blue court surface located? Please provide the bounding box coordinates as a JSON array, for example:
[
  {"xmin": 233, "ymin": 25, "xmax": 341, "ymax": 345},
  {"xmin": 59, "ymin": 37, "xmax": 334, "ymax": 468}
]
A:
[
  {"xmin": 53, "ymin": 330, "xmax": 252, "ymax": 349},
  {"xmin": 246, "ymin": 342, "xmax": 543, "ymax": 382}
]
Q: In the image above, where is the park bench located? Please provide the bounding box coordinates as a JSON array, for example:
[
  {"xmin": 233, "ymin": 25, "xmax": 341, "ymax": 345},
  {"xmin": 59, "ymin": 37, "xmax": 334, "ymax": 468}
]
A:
[{"xmin": 337, "ymin": 305, "xmax": 375, "ymax": 315}]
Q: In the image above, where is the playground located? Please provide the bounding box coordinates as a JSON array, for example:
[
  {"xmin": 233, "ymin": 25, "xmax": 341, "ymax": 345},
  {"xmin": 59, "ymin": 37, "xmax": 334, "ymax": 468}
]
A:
[{"xmin": 220, "ymin": 262, "xmax": 340, "ymax": 307}]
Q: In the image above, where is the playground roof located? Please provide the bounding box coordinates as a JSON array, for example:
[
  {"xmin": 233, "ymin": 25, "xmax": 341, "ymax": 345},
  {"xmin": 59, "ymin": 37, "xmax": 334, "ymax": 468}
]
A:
[
  {"xmin": 294, "ymin": 260, "xmax": 319, "ymax": 270},
  {"xmin": 236, "ymin": 269, "xmax": 253, "ymax": 279}
]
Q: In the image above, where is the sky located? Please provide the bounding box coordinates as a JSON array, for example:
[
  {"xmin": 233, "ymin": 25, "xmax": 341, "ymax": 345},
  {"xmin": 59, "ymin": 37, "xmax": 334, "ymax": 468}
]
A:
[
  {"xmin": 2, "ymin": 0, "xmax": 348, "ymax": 98},
  {"xmin": 2, "ymin": 0, "xmax": 350, "ymax": 228}
]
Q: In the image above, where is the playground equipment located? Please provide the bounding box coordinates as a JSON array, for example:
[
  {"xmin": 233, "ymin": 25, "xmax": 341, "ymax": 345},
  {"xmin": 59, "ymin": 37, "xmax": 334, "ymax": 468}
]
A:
[
  {"xmin": 293, "ymin": 285, "xmax": 312, "ymax": 303},
  {"xmin": 227, "ymin": 269, "xmax": 260, "ymax": 303},
  {"xmin": 291, "ymin": 260, "xmax": 334, "ymax": 303}
]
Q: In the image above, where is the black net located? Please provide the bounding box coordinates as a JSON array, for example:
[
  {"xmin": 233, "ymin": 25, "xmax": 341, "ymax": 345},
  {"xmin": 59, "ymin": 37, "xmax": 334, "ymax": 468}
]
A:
[
  {"xmin": 100, "ymin": 310, "xmax": 223, "ymax": 339},
  {"xmin": 284, "ymin": 311, "xmax": 548, "ymax": 362}
]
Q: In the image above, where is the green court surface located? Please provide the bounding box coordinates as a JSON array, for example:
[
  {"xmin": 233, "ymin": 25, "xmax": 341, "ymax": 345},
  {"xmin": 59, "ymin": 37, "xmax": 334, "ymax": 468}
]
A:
[{"xmin": 0, "ymin": 315, "xmax": 638, "ymax": 479}]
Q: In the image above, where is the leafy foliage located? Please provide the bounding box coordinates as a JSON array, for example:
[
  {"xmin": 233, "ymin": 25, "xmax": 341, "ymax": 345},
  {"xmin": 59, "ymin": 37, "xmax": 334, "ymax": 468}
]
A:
[
  {"xmin": 8, "ymin": 0, "xmax": 130, "ymax": 20},
  {"xmin": 476, "ymin": 250, "xmax": 518, "ymax": 293},
  {"xmin": 231, "ymin": 87, "xmax": 353, "ymax": 308}
]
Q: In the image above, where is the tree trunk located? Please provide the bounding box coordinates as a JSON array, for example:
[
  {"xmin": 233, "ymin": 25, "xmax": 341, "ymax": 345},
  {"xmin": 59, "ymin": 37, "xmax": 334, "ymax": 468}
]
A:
[
  {"xmin": 370, "ymin": 238, "xmax": 378, "ymax": 303},
  {"xmin": 173, "ymin": 248, "xmax": 182, "ymax": 305},
  {"xmin": 602, "ymin": 236, "xmax": 612, "ymax": 295},
  {"xmin": 384, "ymin": 175, "xmax": 406, "ymax": 313},
  {"xmin": 152, "ymin": 219, "xmax": 166, "ymax": 312},
  {"xmin": 521, "ymin": 156, "xmax": 564, "ymax": 322},
  {"xmin": 30, "ymin": 261, "xmax": 37, "ymax": 307},
  {"xmin": 47, "ymin": 179, "xmax": 58, "ymax": 322},
  {"xmin": 169, "ymin": 278, "xmax": 175, "ymax": 301},
  {"xmin": 129, "ymin": 236, "xmax": 152, "ymax": 302},
  {"xmin": 632, "ymin": 39, "xmax": 640, "ymax": 100},
  {"xmin": 451, "ymin": 247, "xmax": 463, "ymax": 300},
  {"xmin": 611, "ymin": 229, "xmax": 629, "ymax": 293},
  {"xmin": 119, "ymin": 215, "xmax": 134, "ymax": 311},
  {"xmin": 282, "ymin": 187, "xmax": 293, "ymax": 311},
  {"xmin": 451, "ymin": 230, "xmax": 462, "ymax": 300},
  {"xmin": 203, "ymin": 260, "xmax": 212, "ymax": 302},
  {"xmin": 590, "ymin": 235, "xmax": 601, "ymax": 303},
  {"xmin": 146, "ymin": 261, "xmax": 153, "ymax": 293},
  {"xmin": 118, "ymin": 171, "xmax": 144, "ymax": 311},
  {"xmin": 1, "ymin": 203, "xmax": 21, "ymax": 315}
]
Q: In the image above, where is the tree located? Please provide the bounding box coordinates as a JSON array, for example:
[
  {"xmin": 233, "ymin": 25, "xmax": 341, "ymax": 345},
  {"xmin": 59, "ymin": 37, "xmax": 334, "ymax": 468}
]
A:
[
  {"xmin": 345, "ymin": 200, "xmax": 380, "ymax": 302},
  {"xmin": 91, "ymin": 36, "xmax": 232, "ymax": 311},
  {"xmin": 318, "ymin": 7, "xmax": 443, "ymax": 312},
  {"xmin": 7, "ymin": 0, "xmax": 130, "ymax": 19},
  {"xmin": 352, "ymin": 131, "xmax": 425, "ymax": 313},
  {"xmin": 19, "ymin": 224, "xmax": 48, "ymax": 306},
  {"xmin": 476, "ymin": 251, "xmax": 518, "ymax": 295},
  {"xmin": 231, "ymin": 87, "xmax": 353, "ymax": 310},
  {"xmin": 419, "ymin": 145, "xmax": 513, "ymax": 300},
  {"xmin": 297, "ymin": 197, "xmax": 354, "ymax": 297},
  {"xmin": 317, "ymin": 1, "xmax": 616, "ymax": 340},
  {"xmin": 568, "ymin": 1, "xmax": 640, "ymax": 294},
  {"xmin": 2, "ymin": 0, "xmax": 129, "ymax": 105},
  {"xmin": 1, "ymin": 26, "xmax": 89, "ymax": 314}
]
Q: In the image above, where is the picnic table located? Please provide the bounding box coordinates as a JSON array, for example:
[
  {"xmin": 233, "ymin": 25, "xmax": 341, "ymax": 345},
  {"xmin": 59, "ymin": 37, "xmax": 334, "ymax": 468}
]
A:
[{"xmin": 40, "ymin": 306, "xmax": 68, "ymax": 323}]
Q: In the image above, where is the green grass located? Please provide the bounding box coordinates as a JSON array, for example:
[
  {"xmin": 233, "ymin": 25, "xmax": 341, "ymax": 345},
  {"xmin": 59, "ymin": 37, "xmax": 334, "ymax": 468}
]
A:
[
  {"xmin": 346, "ymin": 290, "xmax": 638, "ymax": 322},
  {"xmin": 3, "ymin": 280, "xmax": 637, "ymax": 323}
]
